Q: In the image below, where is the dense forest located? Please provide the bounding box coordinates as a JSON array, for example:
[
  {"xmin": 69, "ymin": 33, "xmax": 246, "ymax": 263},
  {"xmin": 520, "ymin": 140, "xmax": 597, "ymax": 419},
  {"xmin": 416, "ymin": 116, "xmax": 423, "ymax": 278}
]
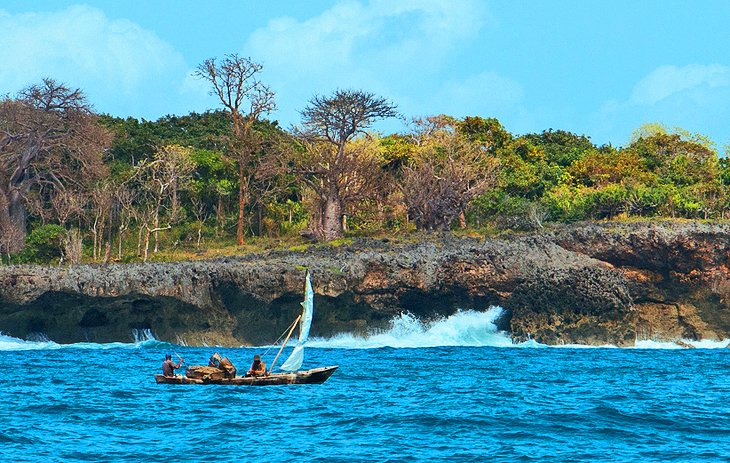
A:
[{"xmin": 1, "ymin": 55, "xmax": 729, "ymax": 264}]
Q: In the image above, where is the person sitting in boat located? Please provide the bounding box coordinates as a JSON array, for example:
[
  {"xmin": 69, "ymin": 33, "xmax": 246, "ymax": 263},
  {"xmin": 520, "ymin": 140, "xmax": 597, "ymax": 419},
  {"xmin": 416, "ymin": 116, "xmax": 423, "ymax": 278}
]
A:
[
  {"xmin": 246, "ymin": 354, "xmax": 267, "ymax": 377},
  {"xmin": 162, "ymin": 354, "xmax": 184, "ymax": 377}
]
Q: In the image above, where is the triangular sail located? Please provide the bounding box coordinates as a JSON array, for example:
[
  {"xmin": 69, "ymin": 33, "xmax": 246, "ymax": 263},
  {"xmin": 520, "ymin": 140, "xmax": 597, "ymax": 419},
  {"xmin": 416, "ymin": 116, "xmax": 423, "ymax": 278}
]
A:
[{"xmin": 279, "ymin": 272, "xmax": 314, "ymax": 371}]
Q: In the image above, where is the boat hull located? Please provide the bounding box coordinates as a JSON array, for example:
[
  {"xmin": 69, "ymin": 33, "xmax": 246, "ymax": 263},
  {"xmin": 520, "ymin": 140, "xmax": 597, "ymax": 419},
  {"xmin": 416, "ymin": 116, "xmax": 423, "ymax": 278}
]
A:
[{"xmin": 154, "ymin": 366, "xmax": 338, "ymax": 386}]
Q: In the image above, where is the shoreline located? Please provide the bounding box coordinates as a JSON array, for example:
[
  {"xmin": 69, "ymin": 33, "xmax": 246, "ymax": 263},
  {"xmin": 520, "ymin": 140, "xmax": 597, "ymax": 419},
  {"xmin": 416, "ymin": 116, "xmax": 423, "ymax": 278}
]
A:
[{"xmin": 1, "ymin": 220, "xmax": 730, "ymax": 347}]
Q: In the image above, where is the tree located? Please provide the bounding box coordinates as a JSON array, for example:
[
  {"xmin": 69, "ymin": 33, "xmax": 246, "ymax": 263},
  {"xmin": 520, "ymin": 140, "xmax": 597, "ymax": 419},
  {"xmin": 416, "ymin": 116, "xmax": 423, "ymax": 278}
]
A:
[
  {"xmin": 113, "ymin": 183, "xmax": 137, "ymax": 261},
  {"xmin": 188, "ymin": 148, "xmax": 236, "ymax": 236},
  {"xmin": 195, "ymin": 54, "xmax": 276, "ymax": 245},
  {"xmin": 133, "ymin": 144, "xmax": 195, "ymax": 261},
  {"xmin": 293, "ymin": 136, "xmax": 389, "ymax": 239},
  {"xmin": 88, "ymin": 181, "xmax": 114, "ymax": 262},
  {"xmin": 296, "ymin": 89, "xmax": 398, "ymax": 240},
  {"xmin": 49, "ymin": 188, "xmax": 86, "ymax": 227},
  {"xmin": 0, "ymin": 78, "xmax": 110, "ymax": 253},
  {"xmin": 458, "ymin": 116, "xmax": 512, "ymax": 153},
  {"xmin": 522, "ymin": 129, "xmax": 595, "ymax": 167},
  {"xmin": 401, "ymin": 116, "xmax": 498, "ymax": 230},
  {"xmin": 628, "ymin": 122, "xmax": 668, "ymax": 146}
]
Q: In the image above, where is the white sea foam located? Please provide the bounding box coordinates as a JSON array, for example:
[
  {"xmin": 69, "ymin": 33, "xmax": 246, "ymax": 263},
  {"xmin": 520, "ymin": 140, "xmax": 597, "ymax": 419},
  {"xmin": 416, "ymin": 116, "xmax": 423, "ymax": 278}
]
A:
[
  {"xmin": 307, "ymin": 308, "xmax": 514, "ymax": 349},
  {"xmin": 0, "ymin": 331, "xmax": 165, "ymax": 351},
  {"xmin": 2, "ymin": 308, "xmax": 729, "ymax": 351},
  {"xmin": 633, "ymin": 338, "xmax": 730, "ymax": 349},
  {"xmin": 306, "ymin": 307, "xmax": 730, "ymax": 350}
]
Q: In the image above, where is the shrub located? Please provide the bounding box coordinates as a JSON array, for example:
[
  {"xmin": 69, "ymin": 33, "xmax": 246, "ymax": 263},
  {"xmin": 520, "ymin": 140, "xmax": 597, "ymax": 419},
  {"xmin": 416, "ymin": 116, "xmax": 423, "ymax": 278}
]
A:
[{"xmin": 18, "ymin": 224, "xmax": 67, "ymax": 264}]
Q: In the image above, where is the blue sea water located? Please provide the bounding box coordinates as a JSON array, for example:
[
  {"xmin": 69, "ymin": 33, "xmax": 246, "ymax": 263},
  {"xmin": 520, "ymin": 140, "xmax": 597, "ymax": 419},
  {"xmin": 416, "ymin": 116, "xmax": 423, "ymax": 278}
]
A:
[{"xmin": 2, "ymin": 309, "xmax": 730, "ymax": 462}]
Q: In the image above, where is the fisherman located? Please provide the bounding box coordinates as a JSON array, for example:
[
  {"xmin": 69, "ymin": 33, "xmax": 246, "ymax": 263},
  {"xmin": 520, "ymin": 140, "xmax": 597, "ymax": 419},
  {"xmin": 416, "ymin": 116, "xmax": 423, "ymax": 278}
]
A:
[
  {"xmin": 246, "ymin": 354, "xmax": 267, "ymax": 377},
  {"xmin": 162, "ymin": 353, "xmax": 184, "ymax": 377}
]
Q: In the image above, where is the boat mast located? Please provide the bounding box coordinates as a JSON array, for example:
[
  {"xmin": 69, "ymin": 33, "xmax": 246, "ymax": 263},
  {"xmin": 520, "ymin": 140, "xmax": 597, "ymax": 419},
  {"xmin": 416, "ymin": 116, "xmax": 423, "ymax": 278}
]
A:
[{"xmin": 268, "ymin": 313, "xmax": 301, "ymax": 374}]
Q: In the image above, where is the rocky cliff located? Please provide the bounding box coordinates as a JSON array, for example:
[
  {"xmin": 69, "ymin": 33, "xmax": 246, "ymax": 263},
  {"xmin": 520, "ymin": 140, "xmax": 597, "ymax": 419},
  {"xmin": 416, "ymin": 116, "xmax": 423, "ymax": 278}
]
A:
[{"xmin": 0, "ymin": 221, "xmax": 728, "ymax": 346}]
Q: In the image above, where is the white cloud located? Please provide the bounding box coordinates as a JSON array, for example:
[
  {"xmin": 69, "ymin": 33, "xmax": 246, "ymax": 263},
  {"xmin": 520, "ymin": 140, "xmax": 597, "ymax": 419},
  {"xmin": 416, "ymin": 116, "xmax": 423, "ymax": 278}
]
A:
[
  {"xmin": 244, "ymin": 0, "xmax": 490, "ymax": 126},
  {"xmin": 0, "ymin": 5, "xmax": 192, "ymax": 117},
  {"xmin": 630, "ymin": 64, "xmax": 730, "ymax": 105},
  {"xmin": 590, "ymin": 64, "xmax": 730, "ymax": 146}
]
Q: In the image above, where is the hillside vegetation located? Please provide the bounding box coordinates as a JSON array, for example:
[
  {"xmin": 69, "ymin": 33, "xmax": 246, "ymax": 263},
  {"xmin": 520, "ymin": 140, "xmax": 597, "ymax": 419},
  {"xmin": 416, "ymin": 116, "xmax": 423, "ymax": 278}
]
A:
[{"xmin": 1, "ymin": 75, "xmax": 728, "ymax": 265}]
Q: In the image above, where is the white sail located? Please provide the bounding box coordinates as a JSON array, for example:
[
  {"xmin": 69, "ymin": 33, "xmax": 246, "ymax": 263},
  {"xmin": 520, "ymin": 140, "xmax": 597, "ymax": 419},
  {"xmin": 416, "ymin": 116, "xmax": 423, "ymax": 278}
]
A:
[{"xmin": 279, "ymin": 272, "xmax": 314, "ymax": 371}]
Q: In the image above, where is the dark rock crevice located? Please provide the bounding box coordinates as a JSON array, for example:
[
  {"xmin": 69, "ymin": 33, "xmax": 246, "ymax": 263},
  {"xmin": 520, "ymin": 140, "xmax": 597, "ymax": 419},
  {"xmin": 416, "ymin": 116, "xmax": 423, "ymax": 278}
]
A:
[
  {"xmin": 0, "ymin": 291, "xmax": 220, "ymax": 344},
  {"xmin": 1, "ymin": 221, "xmax": 730, "ymax": 346}
]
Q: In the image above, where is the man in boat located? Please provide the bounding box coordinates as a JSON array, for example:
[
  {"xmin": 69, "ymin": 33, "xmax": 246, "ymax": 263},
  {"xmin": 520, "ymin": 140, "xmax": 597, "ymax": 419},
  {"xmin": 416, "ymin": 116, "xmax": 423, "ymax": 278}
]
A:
[
  {"xmin": 246, "ymin": 354, "xmax": 267, "ymax": 377},
  {"xmin": 162, "ymin": 354, "xmax": 184, "ymax": 377}
]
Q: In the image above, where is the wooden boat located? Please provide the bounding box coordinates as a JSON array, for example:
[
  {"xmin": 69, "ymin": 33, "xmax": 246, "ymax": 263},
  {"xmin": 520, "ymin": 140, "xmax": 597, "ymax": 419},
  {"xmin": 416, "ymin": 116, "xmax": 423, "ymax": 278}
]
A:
[
  {"xmin": 155, "ymin": 271, "xmax": 338, "ymax": 386},
  {"xmin": 154, "ymin": 366, "xmax": 338, "ymax": 386}
]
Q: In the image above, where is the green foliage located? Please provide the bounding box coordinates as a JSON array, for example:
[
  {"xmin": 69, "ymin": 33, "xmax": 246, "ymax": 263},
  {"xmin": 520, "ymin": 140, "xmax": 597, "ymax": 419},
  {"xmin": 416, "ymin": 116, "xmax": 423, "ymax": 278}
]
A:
[
  {"xmin": 497, "ymin": 137, "xmax": 562, "ymax": 200},
  {"xmin": 380, "ymin": 134, "xmax": 416, "ymax": 172},
  {"xmin": 523, "ymin": 129, "xmax": 594, "ymax": 167},
  {"xmin": 13, "ymin": 104, "xmax": 730, "ymax": 263},
  {"xmin": 265, "ymin": 199, "xmax": 308, "ymax": 236},
  {"xmin": 17, "ymin": 224, "xmax": 67, "ymax": 264},
  {"xmin": 189, "ymin": 148, "xmax": 236, "ymax": 197},
  {"xmin": 544, "ymin": 184, "xmax": 590, "ymax": 222},
  {"xmin": 99, "ymin": 111, "xmax": 233, "ymax": 164},
  {"xmin": 457, "ymin": 116, "xmax": 512, "ymax": 151},
  {"xmin": 628, "ymin": 122, "xmax": 669, "ymax": 146},
  {"xmin": 470, "ymin": 192, "xmax": 538, "ymax": 229}
]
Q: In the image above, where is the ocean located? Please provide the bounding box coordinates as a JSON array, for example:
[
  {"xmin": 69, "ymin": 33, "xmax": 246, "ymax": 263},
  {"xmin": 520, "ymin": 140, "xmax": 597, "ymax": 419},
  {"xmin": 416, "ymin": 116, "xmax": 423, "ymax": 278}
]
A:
[{"xmin": 2, "ymin": 309, "xmax": 729, "ymax": 462}]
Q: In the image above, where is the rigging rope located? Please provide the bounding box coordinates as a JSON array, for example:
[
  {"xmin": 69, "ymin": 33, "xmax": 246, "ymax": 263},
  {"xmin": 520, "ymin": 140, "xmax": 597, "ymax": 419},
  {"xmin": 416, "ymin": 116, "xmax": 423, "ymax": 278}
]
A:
[{"xmin": 260, "ymin": 316, "xmax": 300, "ymax": 358}]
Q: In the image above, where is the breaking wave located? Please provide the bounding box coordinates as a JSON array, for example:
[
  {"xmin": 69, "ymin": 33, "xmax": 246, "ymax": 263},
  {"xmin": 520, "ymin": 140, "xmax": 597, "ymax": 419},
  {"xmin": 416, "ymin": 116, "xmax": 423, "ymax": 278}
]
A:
[
  {"xmin": 2, "ymin": 310, "xmax": 729, "ymax": 351},
  {"xmin": 0, "ymin": 329, "xmax": 169, "ymax": 351},
  {"xmin": 306, "ymin": 307, "xmax": 730, "ymax": 350},
  {"xmin": 308, "ymin": 308, "xmax": 514, "ymax": 349}
]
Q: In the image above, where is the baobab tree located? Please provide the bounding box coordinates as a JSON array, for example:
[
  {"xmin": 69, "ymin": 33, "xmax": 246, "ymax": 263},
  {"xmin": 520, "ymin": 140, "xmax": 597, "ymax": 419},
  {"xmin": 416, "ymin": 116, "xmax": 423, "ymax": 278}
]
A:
[
  {"xmin": 0, "ymin": 78, "xmax": 110, "ymax": 253},
  {"xmin": 296, "ymin": 89, "xmax": 398, "ymax": 240},
  {"xmin": 194, "ymin": 54, "xmax": 276, "ymax": 245}
]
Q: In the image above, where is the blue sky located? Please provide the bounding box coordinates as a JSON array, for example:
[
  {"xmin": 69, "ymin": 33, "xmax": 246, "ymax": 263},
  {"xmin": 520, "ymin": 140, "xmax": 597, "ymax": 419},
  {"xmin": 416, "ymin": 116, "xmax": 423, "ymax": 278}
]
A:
[{"xmin": 2, "ymin": 0, "xmax": 730, "ymax": 148}]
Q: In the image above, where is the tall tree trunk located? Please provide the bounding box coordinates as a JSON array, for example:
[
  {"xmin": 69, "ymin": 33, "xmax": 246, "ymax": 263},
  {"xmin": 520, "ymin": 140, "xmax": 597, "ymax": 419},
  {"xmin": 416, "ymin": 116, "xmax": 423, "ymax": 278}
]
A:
[
  {"xmin": 216, "ymin": 194, "xmax": 224, "ymax": 237},
  {"xmin": 171, "ymin": 184, "xmax": 178, "ymax": 219},
  {"xmin": 144, "ymin": 228, "xmax": 151, "ymax": 262},
  {"xmin": 0, "ymin": 189, "xmax": 24, "ymax": 253},
  {"xmin": 97, "ymin": 219, "xmax": 105, "ymax": 261},
  {"xmin": 237, "ymin": 163, "xmax": 245, "ymax": 245},
  {"xmin": 104, "ymin": 217, "xmax": 112, "ymax": 263},
  {"xmin": 458, "ymin": 210, "xmax": 467, "ymax": 229},
  {"xmin": 322, "ymin": 189, "xmax": 344, "ymax": 241},
  {"xmin": 136, "ymin": 225, "xmax": 144, "ymax": 257},
  {"xmin": 118, "ymin": 225, "xmax": 125, "ymax": 261},
  {"xmin": 92, "ymin": 218, "xmax": 99, "ymax": 261},
  {"xmin": 153, "ymin": 207, "xmax": 160, "ymax": 253},
  {"xmin": 5, "ymin": 189, "xmax": 27, "ymax": 252},
  {"xmin": 257, "ymin": 202, "xmax": 263, "ymax": 236}
]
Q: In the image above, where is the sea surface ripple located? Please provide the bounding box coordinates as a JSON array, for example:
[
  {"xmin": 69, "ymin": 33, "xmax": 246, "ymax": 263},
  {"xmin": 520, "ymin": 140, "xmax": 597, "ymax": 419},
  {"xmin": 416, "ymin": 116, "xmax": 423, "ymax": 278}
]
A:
[{"xmin": 1, "ymin": 312, "xmax": 730, "ymax": 462}]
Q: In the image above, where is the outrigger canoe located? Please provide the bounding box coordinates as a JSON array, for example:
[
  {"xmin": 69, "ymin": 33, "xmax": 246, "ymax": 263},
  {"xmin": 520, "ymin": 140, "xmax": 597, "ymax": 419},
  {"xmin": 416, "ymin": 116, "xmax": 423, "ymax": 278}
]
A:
[{"xmin": 155, "ymin": 366, "xmax": 338, "ymax": 386}]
